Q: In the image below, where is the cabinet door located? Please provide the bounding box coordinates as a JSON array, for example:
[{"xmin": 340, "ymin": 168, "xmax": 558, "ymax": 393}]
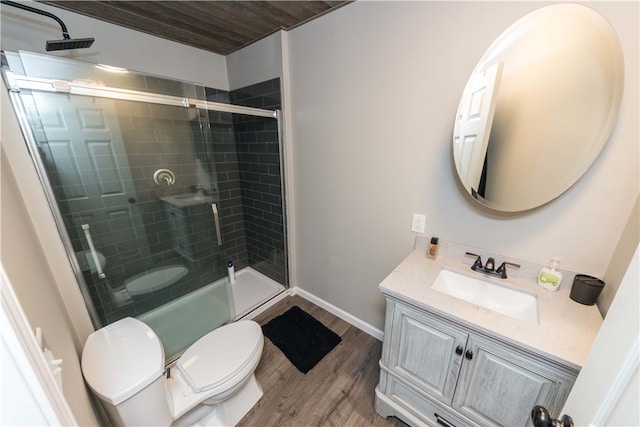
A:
[
  {"xmin": 453, "ymin": 335, "xmax": 576, "ymax": 427},
  {"xmin": 388, "ymin": 302, "xmax": 468, "ymax": 405}
]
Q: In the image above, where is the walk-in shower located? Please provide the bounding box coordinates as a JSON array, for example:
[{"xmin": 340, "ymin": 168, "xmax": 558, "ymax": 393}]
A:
[{"xmin": 2, "ymin": 51, "xmax": 288, "ymax": 361}]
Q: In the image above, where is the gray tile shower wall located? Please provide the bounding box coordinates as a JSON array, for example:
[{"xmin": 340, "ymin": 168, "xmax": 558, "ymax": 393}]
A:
[
  {"xmin": 40, "ymin": 80, "xmax": 284, "ymax": 325},
  {"xmin": 117, "ymin": 104, "xmax": 227, "ymax": 320},
  {"xmin": 229, "ymin": 78, "xmax": 286, "ymax": 285},
  {"xmin": 44, "ymin": 97, "xmax": 232, "ymax": 323},
  {"xmin": 208, "ymin": 109, "xmax": 250, "ymax": 272}
]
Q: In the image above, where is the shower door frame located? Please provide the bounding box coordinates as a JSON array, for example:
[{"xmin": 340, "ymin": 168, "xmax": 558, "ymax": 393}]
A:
[{"xmin": 4, "ymin": 69, "xmax": 286, "ymax": 329}]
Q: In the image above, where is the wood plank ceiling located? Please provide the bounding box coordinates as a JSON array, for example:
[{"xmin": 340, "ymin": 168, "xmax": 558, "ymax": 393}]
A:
[{"xmin": 39, "ymin": 1, "xmax": 351, "ymax": 55}]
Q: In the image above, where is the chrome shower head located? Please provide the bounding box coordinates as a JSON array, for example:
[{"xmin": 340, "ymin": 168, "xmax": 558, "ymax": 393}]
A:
[{"xmin": 46, "ymin": 37, "xmax": 95, "ymax": 51}]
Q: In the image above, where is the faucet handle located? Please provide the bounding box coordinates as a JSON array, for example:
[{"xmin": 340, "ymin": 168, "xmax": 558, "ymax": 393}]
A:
[
  {"xmin": 465, "ymin": 252, "xmax": 483, "ymax": 270},
  {"xmin": 496, "ymin": 261, "xmax": 521, "ymax": 278}
]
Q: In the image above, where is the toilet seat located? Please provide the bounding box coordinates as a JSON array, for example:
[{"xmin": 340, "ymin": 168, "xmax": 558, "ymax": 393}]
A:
[{"xmin": 176, "ymin": 320, "xmax": 263, "ymax": 394}]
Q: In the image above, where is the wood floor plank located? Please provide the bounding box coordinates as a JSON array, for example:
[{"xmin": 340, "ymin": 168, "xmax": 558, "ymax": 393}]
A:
[{"xmin": 238, "ymin": 295, "xmax": 405, "ymax": 427}]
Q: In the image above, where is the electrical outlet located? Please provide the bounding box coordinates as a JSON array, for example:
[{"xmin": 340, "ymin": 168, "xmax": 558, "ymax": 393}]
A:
[{"xmin": 411, "ymin": 213, "xmax": 426, "ymax": 233}]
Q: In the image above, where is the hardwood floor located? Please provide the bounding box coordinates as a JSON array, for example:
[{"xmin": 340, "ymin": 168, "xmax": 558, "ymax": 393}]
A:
[{"xmin": 238, "ymin": 295, "xmax": 406, "ymax": 427}]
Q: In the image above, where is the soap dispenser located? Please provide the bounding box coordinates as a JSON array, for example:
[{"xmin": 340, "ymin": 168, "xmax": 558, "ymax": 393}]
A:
[{"xmin": 538, "ymin": 258, "xmax": 562, "ymax": 292}]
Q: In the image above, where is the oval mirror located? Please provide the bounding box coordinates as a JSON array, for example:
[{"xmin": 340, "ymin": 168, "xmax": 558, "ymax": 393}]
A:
[{"xmin": 453, "ymin": 4, "xmax": 624, "ymax": 212}]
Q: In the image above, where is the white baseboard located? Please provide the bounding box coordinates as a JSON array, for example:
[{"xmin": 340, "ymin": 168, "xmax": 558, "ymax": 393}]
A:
[
  {"xmin": 292, "ymin": 287, "xmax": 384, "ymax": 341},
  {"xmin": 238, "ymin": 289, "xmax": 290, "ymax": 321}
]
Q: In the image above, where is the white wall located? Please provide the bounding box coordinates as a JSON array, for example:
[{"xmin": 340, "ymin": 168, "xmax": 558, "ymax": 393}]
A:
[
  {"xmin": 1, "ymin": 266, "xmax": 79, "ymax": 426},
  {"xmin": 226, "ymin": 31, "xmax": 283, "ymax": 90},
  {"xmin": 563, "ymin": 246, "xmax": 639, "ymax": 425},
  {"xmin": 1, "ymin": 105, "xmax": 99, "ymax": 425},
  {"xmin": 601, "ymin": 196, "xmax": 639, "ymax": 315},
  {"xmin": 0, "ymin": 0, "xmax": 229, "ymax": 89},
  {"xmin": 287, "ymin": 1, "xmax": 639, "ymax": 330}
]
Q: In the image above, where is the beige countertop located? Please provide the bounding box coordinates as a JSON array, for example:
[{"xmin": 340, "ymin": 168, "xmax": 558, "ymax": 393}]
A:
[{"xmin": 379, "ymin": 249, "xmax": 603, "ymax": 371}]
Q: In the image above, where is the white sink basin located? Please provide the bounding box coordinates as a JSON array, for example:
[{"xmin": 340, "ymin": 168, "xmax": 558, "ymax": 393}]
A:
[{"xmin": 431, "ymin": 269, "xmax": 539, "ymax": 324}]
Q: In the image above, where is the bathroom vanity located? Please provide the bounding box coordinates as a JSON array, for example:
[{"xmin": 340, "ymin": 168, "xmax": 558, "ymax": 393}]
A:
[
  {"xmin": 375, "ymin": 249, "xmax": 603, "ymax": 427},
  {"xmin": 160, "ymin": 194, "xmax": 216, "ymax": 262}
]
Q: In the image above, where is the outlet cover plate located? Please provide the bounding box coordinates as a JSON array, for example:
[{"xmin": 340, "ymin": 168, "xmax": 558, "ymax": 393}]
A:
[{"xmin": 411, "ymin": 213, "xmax": 426, "ymax": 233}]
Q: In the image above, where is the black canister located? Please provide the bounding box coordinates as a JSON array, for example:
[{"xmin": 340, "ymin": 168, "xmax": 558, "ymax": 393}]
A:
[{"xmin": 570, "ymin": 274, "xmax": 605, "ymax": 305}]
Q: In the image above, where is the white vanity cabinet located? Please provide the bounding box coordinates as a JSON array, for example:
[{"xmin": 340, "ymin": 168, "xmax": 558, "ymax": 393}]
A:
[
  {"xmin": 375, "ymin": 297, "xmax": 578, "ymax": 427},
  {"xmin": 163, "ymin": 202, "xmax": 196, "ymax": 262}
]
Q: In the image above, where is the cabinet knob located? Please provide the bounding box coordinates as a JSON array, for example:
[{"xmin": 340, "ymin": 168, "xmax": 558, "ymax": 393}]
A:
[
  {"xmin": 455, "ymin": 345, "xmax": 464, "ymax": 355},
  {"xmin": 465, "ymin": 349, "xmax": 473, "ymax": 360}
]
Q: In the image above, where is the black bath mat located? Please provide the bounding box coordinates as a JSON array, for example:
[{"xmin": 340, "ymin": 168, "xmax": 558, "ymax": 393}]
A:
[{"xmin": 262, "ymin": 305, "xmax": 342, "ymax": 374}]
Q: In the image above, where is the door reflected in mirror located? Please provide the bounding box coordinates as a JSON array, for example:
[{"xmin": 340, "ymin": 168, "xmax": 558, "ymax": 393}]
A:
[{"xmin": 453, "ymin": 4, "xmax": 624, "ymax": 212}]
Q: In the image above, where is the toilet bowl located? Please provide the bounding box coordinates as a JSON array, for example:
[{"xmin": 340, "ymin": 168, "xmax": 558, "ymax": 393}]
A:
[
  {"xmin": 81, "ymin": 317, "xmax": 264, "ymax": 427},
  {"xmin": 125, "ymin": 265, "xmax": 189, "ymax": 297},
  {"xmin": 125, "ymin": 265, "xmax": 189, "ymax": 309}
]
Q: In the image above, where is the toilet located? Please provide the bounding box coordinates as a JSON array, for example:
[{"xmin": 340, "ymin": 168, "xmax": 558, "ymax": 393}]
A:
[
  {"xmin": 81, "ymin": 317, "xmax": 264, "ymax": 427},
  {"xmin": 124, "ymin": 265, "xmax": 189, "ymax": 297},
  {"xmin": 124, "ymin": 265, "xmax": 189, "ymax": 307}
]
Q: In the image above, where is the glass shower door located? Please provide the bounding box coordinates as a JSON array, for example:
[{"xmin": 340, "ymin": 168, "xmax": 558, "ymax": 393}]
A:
[
  {"xmin": 16, "ymin": 86, "xmax": 234, "ymax": 360},
  {"xmin": 4, "ymin": 50, "xmax": 285, "ymax": 362}
]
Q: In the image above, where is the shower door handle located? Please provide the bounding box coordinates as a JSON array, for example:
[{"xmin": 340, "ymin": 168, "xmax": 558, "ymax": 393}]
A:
[
  {"xmin": 210, "ymin": 203, "xmax": 223, "ymax": 246},
  {"xmin": 81, "ymin": 224, "xmax": 106, "ymax": 279}
]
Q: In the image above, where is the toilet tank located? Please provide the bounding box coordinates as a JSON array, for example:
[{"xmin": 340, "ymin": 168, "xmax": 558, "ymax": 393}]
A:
[{"xmin": 81, "ymin": 317, "xmax": 173, "ymax": 426}]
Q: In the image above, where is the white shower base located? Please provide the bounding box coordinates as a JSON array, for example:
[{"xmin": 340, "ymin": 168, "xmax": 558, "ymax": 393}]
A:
[
  {"xmin": 137, "ymin": 266, "xmax": 285, "ymax": 360},
  {"xmin": 232, "ymin": 267, "xmax": 285, "ymax": 319}
]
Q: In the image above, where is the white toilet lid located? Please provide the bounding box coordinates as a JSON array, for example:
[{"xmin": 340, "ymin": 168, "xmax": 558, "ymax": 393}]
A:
[
  {"xmin": 176, "ymin": 320, "xmax": 262, "ymax": 393},
  {"xmin": 81, "ymin": 317, "xmax": 165, "ymax": 405}
]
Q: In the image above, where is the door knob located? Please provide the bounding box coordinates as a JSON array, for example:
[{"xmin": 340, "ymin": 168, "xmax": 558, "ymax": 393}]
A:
[
  {"xmin": 455, "ymin": 345, "xmax": 464, "ymax": 355},
  {"xmin": 531, "ymin": 405, "xmax": 574, "ymax": 427}
]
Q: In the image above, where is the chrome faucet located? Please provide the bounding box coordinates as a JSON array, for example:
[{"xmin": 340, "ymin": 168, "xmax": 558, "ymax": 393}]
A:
[{"xmin": 465, "ymin": 252, "xmax": 520, "ymax": 279}]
